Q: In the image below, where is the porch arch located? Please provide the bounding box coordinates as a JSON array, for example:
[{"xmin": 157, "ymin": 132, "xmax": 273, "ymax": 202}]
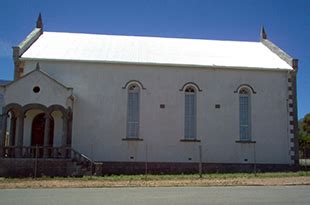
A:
[
  {"xmin": 48, "ymin": 104, "xmax": 69, "ymax": 150},
  {"xmin": 48, "ymin": 104, "xmax": 68, "ymax": 116},
  {"xmin": 1, "ymin": 103, "xmax": 72, "ymax": 158},
  {"xmin": 1, "ymin": 103, "xmax": 23, "ymax": 151},
  {"xmin": 22, "ymin": 103, "xmax": 48, "ymax": 115},
  {"xmin": 3, "ymin": 103, "xmax": 22, "ymax": 116}
]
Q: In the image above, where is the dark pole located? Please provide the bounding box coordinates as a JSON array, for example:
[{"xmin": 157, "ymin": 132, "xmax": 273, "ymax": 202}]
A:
[{"xmin": 199, "ymin": 145, "xmax": 202, "ymax": 178}]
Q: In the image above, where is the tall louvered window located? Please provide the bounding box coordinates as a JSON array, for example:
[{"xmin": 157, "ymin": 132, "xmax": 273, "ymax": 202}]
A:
[
  {"xmin": 184, "ymin": 86, "xmax": 197, "ymax": 139},
  {"xmin": 127, "ymin": 84, "xmax": 140, "ymax": 138},
  {"xmin": 239, "ymin": 87, "xmax": 251, "ymax": 141}
]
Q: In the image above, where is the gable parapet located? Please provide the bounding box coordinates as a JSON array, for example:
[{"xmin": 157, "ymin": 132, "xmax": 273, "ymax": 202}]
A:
[
  {"xmin": 259, "ymin": 27, "xmax": 298, "ymax": 71},
  {"xmin": 13, "ymin": 14, "xmax": 44, "ymax": 80}
]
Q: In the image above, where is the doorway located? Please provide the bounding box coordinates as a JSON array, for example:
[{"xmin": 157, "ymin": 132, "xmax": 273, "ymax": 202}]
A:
[{"xmin": 31, "ymin": 113, "xmax": 54, "ymax": 157}]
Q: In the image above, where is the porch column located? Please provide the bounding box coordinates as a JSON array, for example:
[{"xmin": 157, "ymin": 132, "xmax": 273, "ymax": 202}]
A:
[
  {"xmin": 9, "ymin": 117, "xmax": 16, "ymax": 146},
  {"xmin": 61, "ymin": 115, "xmax": 68, "ymax": 158},
  {"xmin": 67, "ymin": 111, "xmax": 73, "ymax": 146},
  {"xmin": 0, "ymin": 114, "xmax": 8, "ymax": 157},
  {"xmin": 9, "ymin": 117, "xmax": 16, "ymax": 158},
  {"xmin": 16, "ymin": 113, "xmax": 24, "ymax": 157},
  {"xmin": 43, "ymin": 114, "xmax": 51, "ymax": 158}
]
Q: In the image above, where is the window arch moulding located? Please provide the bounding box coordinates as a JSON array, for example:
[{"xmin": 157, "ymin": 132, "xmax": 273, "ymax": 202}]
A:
[
  {"xmin": 179, "ymin": 82, "xmax": 202, "ymax": 92},
  {"xmin": 234, "ymin": 84, "xmax": 257, "ymax": 94},
  {"xmin": 122, "ymin": 80, "xmax": 146, "ymax": 90}
]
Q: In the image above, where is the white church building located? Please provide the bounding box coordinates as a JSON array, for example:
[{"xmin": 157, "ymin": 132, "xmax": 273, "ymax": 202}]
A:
[{"xmin": 0, "ymin": 15, "xmax": 299, "ymax": 176}]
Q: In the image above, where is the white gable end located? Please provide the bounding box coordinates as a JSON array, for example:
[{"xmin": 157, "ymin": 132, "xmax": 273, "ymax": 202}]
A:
[{"xmin": 4, "ymin": 69, "xmax": 73, "ymax": 107}]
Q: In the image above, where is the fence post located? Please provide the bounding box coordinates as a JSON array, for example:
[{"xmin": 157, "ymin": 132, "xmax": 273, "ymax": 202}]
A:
[
  {"xmin": 145, "ymin": 144, "xmax": 148, "ymax": 180},
  {"xmin": 199, "ymin": 145, "xmax": 202, "ymax": 178},
  {"xmin": 91, "ymin": 143, "xmax": 94, "ymax": 177},
  {"xmin": 34, "ymin": 145, "xmax": 38, "ymax": 178},
  {"xmin": 253, "ymin": 143, "xmax": 257, "ymax": 176}
]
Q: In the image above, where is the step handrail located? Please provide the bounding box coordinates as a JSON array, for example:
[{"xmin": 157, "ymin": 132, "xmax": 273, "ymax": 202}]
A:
[
  {"xmin": 0, "ymin": 146, "xmax": 94, "ymax": 165},
  {"xmin": 70, "ymin": 147, "xmax": 94, "ymax": 164}
]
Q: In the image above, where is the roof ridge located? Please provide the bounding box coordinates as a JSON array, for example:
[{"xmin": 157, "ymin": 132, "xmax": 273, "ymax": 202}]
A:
[{"xmin": 43, "ymin": 31, "xmax": 260, "ymax": 44}]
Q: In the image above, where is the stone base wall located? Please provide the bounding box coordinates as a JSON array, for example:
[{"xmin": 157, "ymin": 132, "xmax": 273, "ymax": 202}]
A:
[
  {"xmin": 0, "ymin": 159, "xmax": 300, "ymax": 177},
  {"xmin": 98, "ymin": 162, "xmax": 299, "ymax": 175},
  {"xmin": 0, "ymin": 158, "xmax": 73, "ymax": 177}
]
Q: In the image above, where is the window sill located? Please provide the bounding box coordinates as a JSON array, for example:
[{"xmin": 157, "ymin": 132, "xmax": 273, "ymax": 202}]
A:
[
  {"xmin": 122, "ymin": 138, "xmax": 143, "ymax": 141},
  {"xmin": 235, "ymin": 140, "xmax": 256, "ymax": 144},
  {"xmin": 180, "ymin": 139, "xmax": 201, "ymax": 142}
]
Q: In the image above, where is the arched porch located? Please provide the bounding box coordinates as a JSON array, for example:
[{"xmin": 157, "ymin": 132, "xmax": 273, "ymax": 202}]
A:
[{"xmin": 0, "ymin": 103, "xmax": 73, "ymax": 158}]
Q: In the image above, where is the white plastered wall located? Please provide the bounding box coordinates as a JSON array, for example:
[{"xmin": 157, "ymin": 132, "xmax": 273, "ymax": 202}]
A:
[
  {"xmin": 23, "ymin": 60, "xmax": 291, "ymax": 164},
  {"xmin": 3, "ymin": 70, "xmax": 71, "ymax": 107},
  {"xmin": 51, "ymin": 110, "xmax": 63, "ymax": 147}
]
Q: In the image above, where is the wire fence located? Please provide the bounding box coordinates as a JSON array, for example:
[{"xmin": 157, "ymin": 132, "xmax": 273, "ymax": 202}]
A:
[{"xmin": 299, "ymin": 142, "xmax": 310, "ymax": 170}]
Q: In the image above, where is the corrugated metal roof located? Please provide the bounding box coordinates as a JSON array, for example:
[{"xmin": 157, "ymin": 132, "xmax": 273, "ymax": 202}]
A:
[{"xmin": 21, "ymin": 32, "xmax": 293, "ymax": 70}]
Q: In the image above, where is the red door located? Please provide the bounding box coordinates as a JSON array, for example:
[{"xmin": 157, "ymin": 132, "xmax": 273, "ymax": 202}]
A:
[{"xmin": 31, "ymin": 113, "xmax": 54, "ymax": 157}]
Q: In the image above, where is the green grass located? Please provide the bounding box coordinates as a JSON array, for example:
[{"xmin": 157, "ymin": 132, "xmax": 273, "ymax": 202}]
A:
[
  {"xmin": 91, "ymin": 171, "xmax": 310, "ymax": 181},
  {"xmin": 0, "ymin": 172, "xmax": 309, "ymax": 189},
  {"xmin": 1, "ymin": 171, "xmax": 310, "ymax": 182},
  {"xmin": 18, "ymin": 171, "xmax": 310, "ymax": 181}
]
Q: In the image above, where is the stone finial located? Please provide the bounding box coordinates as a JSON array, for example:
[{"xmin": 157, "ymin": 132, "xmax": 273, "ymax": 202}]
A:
[
  {"xmin": 260, "ymin": 26, "xmax": 267, "ymax": 40},
  {"xmin": 35, "ymin": 62, "xmax": 40, "ymax": 70},
  {"xmin": 36, "ymin": 13, "xmax": 43, "ymax": 29}
]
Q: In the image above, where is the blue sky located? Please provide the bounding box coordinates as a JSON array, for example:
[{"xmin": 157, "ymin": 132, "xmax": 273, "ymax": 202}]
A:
[{"xmin": 0, "ymin": 0, "xmax": 309, "ymax": 118}]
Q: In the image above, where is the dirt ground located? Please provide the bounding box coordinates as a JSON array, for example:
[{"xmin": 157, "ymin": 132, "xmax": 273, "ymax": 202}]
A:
[{"xmin": 0, "ymin": 176, "xmax": 309, "ymax": 189}]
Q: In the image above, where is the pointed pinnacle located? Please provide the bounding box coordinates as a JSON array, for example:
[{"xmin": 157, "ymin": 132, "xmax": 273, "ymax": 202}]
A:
[
  {"xmin": 35, "ymin": 62, "xmax": 40, "ymax": 70},
  {"xmin": 36, "ymin": 13, "xmax": 43, "ymax": 29},
  {"xmin": 260, "ymin": 26, "xmax": 267, "ymax": 40}
]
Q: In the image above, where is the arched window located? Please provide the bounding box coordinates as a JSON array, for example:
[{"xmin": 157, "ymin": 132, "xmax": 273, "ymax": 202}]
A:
[
  {"xmin": 184, "ymin": 86, "xmax": 197, "ymax": 139},
  {"xmin": 127, "ymin": 84, "xmax": 140, "ymax": 138},
  {"xmin": 239, "ymin": 87, "xmax": 251, "ymax": 141}
]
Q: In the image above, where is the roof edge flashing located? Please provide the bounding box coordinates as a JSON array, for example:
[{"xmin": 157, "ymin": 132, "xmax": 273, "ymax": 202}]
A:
[
  {"xmin": 20, "ymin": 57, "xmax": 293, "ymax": 71},
  {"xmin": 261, "ymin": 38, "xmax": 298, "ymax": 71},
  {"xmin": 14, "ymin": 28, "xmax": 43, "ymax": 57}
]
